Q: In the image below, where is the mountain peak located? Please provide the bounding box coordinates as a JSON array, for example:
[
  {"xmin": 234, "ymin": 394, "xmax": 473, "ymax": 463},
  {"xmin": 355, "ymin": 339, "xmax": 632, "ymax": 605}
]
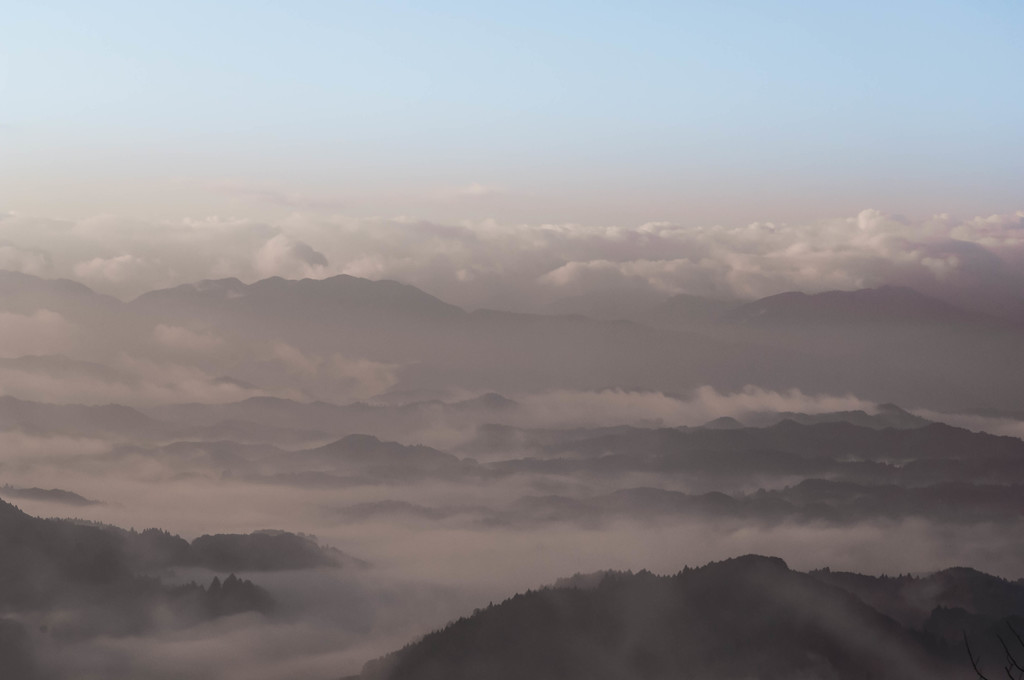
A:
[{"xmin": 131, "ymin": 273, "xmax": 466, "ymax": 320}]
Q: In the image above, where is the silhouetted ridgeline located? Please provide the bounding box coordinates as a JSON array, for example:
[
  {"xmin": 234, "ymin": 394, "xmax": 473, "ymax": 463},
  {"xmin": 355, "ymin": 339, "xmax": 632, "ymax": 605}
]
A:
[{"xmin": 356, "ymin": 556, "xmax": 1024, "ymax": 680}]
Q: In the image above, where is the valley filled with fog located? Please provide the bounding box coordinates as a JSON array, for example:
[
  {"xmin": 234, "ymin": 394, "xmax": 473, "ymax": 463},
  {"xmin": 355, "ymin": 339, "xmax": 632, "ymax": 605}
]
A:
[{"xmin": 1, "ymin": 264, "xmax": 1023, "ymax": 679}]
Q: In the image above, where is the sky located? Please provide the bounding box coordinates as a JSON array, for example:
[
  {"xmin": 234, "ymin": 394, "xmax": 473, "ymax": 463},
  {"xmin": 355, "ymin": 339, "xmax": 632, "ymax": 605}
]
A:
[{"xmin": 2, "ymin": 0, "xmax": 1023, "ymax": 227}]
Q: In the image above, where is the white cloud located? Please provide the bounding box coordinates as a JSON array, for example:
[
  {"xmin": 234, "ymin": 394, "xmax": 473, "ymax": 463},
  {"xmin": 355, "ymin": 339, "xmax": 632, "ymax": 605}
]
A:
[
  {"xmin": 74, "ymin": 253, "xmax": 151, "ymax": 283},
  {"xmin": 500, "ymin": 386, "xmax": 874, "ymax": 430},
  {"xmin": 0, "ymin": 242, "xmax": 51, "ymax": 275},
  {"xmin": 1, "ymin": 208, "xmax": 1023, "ymax": 312},
  {"xmin": 253, "ymin": 234, "xmax": 329, "ymax": 279},
  {"xmin": 323, "ymin": 354, "xmax": 400, "ymax": 399}
]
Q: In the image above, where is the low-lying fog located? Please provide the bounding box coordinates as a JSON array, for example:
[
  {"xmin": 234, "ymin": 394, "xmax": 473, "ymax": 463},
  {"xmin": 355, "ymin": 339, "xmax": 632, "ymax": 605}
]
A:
[{"xmin": 2, "ymin": 270, "xmax": 1023, "ymax": 678}]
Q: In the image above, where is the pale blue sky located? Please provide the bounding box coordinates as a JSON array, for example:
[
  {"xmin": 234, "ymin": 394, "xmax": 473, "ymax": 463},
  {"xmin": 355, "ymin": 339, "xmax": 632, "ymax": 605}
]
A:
[{"xmin": 2, "ymin": 1, "xmax": 1022, "ymax": 224}]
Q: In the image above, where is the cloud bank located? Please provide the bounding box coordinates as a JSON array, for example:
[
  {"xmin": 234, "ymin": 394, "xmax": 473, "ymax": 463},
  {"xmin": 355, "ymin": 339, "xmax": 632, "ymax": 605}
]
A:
[{"xmin": 1, "ymin": 209, "xmax": 1022, "ymax": 314}]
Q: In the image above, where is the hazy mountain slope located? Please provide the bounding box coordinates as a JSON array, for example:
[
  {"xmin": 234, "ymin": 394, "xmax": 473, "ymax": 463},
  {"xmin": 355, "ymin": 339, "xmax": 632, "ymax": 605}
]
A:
[
  {"xmin": 812, "ymin": 566, "xmax": 1024, "ymax": 629},
  {"xmin": 126, "ymin": 274, "xmax": 965, "ymax": 407},
  {"xmin": 133, "ymin": 274, "xmax": 465, "ymax": 320},
  {"xmin": 725, "ymin": 286, "xmax": 1005, "ymax": 328},
  {"xmin": 129, "ymin": 275, "xmax": 815, "ymax": 392},
  {"xmin": 0, "ymin": 500, "xmax": 273, "ymax": 635},
  {"xmin": 357, "ymin": 555, "xmax": 957, "ymax": 680},
  {"xmin": 0, "ymin": 486, "xmax": 100, "ymax": 507},
  {"xmin": 713, "ymin": 287, "xmax": 1024, "ymax": 410},
  {"xmin": 0, "ymin": 395, "xmax": 173, "ymax": 439},
  {"xmin": 8, "ymin": 272, "xmax": 1022, "ymax": 410},
  {"xmin": 477, "ymin": 419, "xmax": 1024, "ymax": 496},
  {"xmin": 128, "ymin": 274, "xmax": 467, "ymax": 360},
  {"xmin": 495, "ymin": 481, "xmax": 1024, "ymax": 526},
  {"xmin": 541, "ymin": 420, "xmax": 1024, "ymax": 464},
  {"xmin": 285, "ymin": 434, "xmax": 479, "ymax": 482},
  {"xmin": 741, "ymin": 403, "xmax": 932, "ymax": 429},
  {"xmin": 0, "ymin": 271, "xmax": 122, "ymax": 320}
]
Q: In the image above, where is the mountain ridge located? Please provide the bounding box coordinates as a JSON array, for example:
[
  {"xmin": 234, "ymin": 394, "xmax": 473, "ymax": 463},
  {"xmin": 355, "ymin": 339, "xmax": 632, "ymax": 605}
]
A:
[
  {"xmin": 725, "ymin": 285, "xmax": 1009, "ymax": 328},
  {"xmin": 354, "ymin": 554, "xmax": 992, "ymax": 680}
]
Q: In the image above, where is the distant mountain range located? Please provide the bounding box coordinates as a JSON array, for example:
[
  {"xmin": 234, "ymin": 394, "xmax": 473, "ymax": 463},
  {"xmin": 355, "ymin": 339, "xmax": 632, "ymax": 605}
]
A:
[
  {"xmin": 130, "ymin": 274, "xmax": 467, "ymax": 326},
  {"xmin": 3, "ymin": 271, "xmax": 1023, "ymax": 410},
  {"xmin": 5, "ymin": 271, "xmax": 1017, "ymax": 334}
]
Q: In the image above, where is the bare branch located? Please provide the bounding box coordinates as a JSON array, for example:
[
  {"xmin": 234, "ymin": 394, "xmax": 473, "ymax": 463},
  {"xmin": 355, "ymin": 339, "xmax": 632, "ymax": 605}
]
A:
[
  {"xmin": 966, "ymin": 631, "xmax": 993, "ymax": 680},
  {"xmin": 998, "ymin": 634, "xmax": 1024, "ymax": 675},
  {"xmin": 1008, "ymin": 622, "xmax": 1024, "ymax": 654}
]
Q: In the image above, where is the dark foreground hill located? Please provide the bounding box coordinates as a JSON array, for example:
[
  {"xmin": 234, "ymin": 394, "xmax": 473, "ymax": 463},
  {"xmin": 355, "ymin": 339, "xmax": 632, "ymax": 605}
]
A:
[
  {"xmin": 0, "ymin": 499, "xmax": 367, "ymax": 678},
  {"xmin": 356, "ymin": 555, "xmax": 1024, "ymax": 680},
  {"xmin": 0, "ymin": 499, "xmax": 277, "ymax": 615}
]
